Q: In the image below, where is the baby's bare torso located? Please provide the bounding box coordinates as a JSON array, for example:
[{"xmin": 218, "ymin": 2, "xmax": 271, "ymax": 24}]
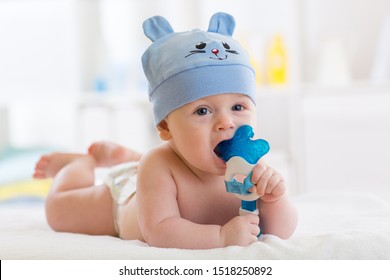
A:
[{"xmin": 117, "ymin": 147, "xmax": 241, "ymax": 241}]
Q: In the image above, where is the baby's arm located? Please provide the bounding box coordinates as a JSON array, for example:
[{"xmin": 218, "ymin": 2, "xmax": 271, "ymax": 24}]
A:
[
  {"xmin": 258, "ymin": 193, "xmax": 297, "ymax": 239},
  {"xmin": 251, "ymin": 160, "xmax": 298, "ymax": 238},
  {"xmin": 137, "ymin": 148, "xmax": 259, "ymax": 249}
]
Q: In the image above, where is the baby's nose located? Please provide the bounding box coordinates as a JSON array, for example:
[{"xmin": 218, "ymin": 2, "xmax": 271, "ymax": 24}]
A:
[{"xmin": 215, "ymin": 114, "xmax": 235, "ymax": 131}]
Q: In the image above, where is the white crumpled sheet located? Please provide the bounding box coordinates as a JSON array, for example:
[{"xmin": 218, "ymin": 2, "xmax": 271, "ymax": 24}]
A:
[{"xmin": 1, "ymin": 190, "xmax": 389, "ymax": 259}]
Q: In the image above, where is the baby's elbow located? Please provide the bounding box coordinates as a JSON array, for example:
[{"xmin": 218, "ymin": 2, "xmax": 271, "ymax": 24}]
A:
[
  {"xmin": 276, "ymin": 227, "xmax": 296, "ymax": 240},
  {"xmin": 263, "ymin": 213, "xmax": 298, "ymax": 240},
  {"xmin": 141, "ymin": 223, "xmax": 169, "ymax": 248},
  {"xmin": 265, "ymin": 224, "xmax": 297, "ymax": 240},
  {"xmin": 143, "ymin": 231, "xmax": 161, "ymax": 247},
  {"xmin": 275, "ymin": 215, "xmax": 298, "ymax": 240},
  {"xmin": 144, "ymin": 232, "xmax": 173, "ymax": 248}
]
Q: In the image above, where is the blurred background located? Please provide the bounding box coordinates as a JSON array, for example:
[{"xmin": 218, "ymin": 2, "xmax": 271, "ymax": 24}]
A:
[{"xmin": 0, "ymin": 0, "xmax": 390, "ymax": 202}]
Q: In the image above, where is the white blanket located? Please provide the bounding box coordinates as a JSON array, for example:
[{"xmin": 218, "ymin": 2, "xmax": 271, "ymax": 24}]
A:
[{"xmin": 1, "ymin": 190, "xmax": 390, "ymax": 259}]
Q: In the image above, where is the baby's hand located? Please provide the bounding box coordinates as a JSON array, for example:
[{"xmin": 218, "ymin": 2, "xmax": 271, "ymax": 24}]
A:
[
  {"xmin": 220, "ymin": 214, "xmax": 260, "ymax": 247},
  {"xmin": 250, "ymin": 162, "xmax": 286, "ymax": 203}
]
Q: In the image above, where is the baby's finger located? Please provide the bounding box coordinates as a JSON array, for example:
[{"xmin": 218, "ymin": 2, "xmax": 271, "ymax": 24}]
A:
[
  {"xmin": 242, "ymin": 213, "xmax": 259, "ymax": 225},
  {"xmin": 256, "ymin": 167, "xmax": 274, "ymax": 196},
  {"xmin": 272, "ymin": 180, "xmax": 286, "ymax": 197},
  {"xmin": 248, "ymin": 186, "xmax": 257, "ymax": 193},
  {"xmin": 247, "ymin": 223, "xmax": 260, "ymax": 236},
  {"xmin": 251, "ymin": 163, "xmax": 267, "ymax": 184},
  {"xmin": 265, "ymin": 173, "xmax": 282, "ymax": 194}
]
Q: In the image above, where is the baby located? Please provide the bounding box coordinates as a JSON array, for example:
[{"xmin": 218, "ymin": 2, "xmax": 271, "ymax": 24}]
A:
[{"xmin": 33, "ymin": 12, "xmax": 297, "ymax": 249}]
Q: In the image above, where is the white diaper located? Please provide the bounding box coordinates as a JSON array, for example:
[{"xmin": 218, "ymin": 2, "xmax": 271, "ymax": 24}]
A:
[{"xmin": 104, "ymin": 162, "xmax": 138, "ymax": 235}]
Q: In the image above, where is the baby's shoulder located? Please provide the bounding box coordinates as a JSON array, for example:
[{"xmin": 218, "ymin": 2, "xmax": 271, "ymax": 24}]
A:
[
  {"xmin": 139, "ymin": 143, "xmax": 176, "ymax": 169},
  {"xmin": 137, "ymin": 144, "xmax": 180, "ymax": 193}
]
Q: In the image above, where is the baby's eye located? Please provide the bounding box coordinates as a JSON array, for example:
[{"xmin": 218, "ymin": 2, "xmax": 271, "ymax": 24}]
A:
[
  {"xmin": 232, "ymin": 104, "xmax": 244, "ymax": 111},
  {"xmin": 195, "ymin": 107, "xmax": 210, "ymax": 115}
]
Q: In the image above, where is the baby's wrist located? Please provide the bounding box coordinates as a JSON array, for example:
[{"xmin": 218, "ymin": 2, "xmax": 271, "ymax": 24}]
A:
[{"xmin": 259, "ymin": 193, "xmax": 285, "ymax": 203}]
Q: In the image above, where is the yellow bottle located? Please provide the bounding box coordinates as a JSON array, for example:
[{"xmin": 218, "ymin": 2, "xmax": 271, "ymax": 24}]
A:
[{"xmin": 266, "ymin": 35, "xmax": 287, "ymax": 85}]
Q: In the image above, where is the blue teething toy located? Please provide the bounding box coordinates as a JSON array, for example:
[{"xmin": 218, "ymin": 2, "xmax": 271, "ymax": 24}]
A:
[{"xmin": 215, "ymin": 125, "xmax": 269, "ymax": 235}]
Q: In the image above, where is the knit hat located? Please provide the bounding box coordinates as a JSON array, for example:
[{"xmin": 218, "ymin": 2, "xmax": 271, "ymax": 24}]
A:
[{"xmin": 142, "ymin": 12, "xmax": 256, "ymax": 125}]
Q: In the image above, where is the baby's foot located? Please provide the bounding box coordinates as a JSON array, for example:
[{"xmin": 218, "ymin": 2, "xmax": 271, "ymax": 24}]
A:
[
  {"xmin": 33, "ymin": 153, "xmax": 89, "ymax": 179},
  {"xmin": 88, "ymin": 141, "xmax": 142, "ymax": 167}
]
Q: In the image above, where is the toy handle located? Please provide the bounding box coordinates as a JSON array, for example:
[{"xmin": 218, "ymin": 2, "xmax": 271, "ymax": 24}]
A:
[
  {"xmin": 225, "ymin": 157, "xmax": 261, "ymax": 237},
  {"xmin": 224, "ymin": 157, "xmax": 259, "ymax": 201},
  {"xmin": 239, "ymin": 206, "xmax": 259, "ymax": 216}
]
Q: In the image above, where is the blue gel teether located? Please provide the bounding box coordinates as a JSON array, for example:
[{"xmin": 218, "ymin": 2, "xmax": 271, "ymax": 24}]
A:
[
  {"xmin": 216, "ymin": 125, "xmax": 269, "ymax": 237},
  {"xmin": 215, "ymin": 125, "xmax": 269, "ymax": 164}
]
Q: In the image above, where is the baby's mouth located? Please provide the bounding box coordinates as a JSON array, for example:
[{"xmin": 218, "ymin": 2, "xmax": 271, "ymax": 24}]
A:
[
  {"xmin": 214, "ymin": 139, "xmax": 229, "ymax": 161},
  {"xmin": 214, "ymin": 144, "xmax": 223, "ymax": 159}
]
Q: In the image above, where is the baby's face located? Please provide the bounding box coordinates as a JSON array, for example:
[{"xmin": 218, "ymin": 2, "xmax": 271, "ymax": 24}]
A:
[{"xmin": 164, "ymin": 93, "xmax": 257, "ymax": 176}]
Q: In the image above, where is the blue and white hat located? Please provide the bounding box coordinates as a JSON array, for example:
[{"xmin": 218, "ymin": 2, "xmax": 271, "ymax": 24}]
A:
[{"xmin": 142, "ymin": 12, "xmax": 256, "ymax": 125}]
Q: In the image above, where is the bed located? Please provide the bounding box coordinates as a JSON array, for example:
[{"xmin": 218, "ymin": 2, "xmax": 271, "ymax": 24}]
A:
[{"xmin": 1, "ymin": 189, "xmax": 390, "ymax": 260}]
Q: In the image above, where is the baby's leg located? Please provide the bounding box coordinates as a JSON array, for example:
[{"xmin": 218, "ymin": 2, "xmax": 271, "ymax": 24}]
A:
[
  {"xmin": 33, "ymin": 153, "xmax": 83, "ymax": 179},
  {"xmin": 39, "ymin": 153, "xmax": 117, "ymax": 236},
  {"xmin": 88, "ymin": 141, "xmax": 142, "ymax": 167}
]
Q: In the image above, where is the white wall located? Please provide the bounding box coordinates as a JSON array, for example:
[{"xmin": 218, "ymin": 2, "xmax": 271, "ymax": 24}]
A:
[
  {"xmin": 3, "ymin": 0, "xmax": 388, "ymax": 97},
  {"xmin": 0, "ymin": 0, "xmax": 80, "ymax": 96},
  {"xmin": 302, "ymin": 86, "xmax": 390, "ymax": 192},
  {"xmin": 302, "ymin": 0, "xmax": 390, "ymax": 83}
]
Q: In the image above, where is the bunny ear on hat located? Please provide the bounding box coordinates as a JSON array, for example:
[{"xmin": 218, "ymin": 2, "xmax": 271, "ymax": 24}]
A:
[
  {"xmin": 143, "ymin": 15, "xmax": 174, "ymax": 42},
  {"xmin": 207, "ymin": 12, "xmax": 236, "ymax": 36}
]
